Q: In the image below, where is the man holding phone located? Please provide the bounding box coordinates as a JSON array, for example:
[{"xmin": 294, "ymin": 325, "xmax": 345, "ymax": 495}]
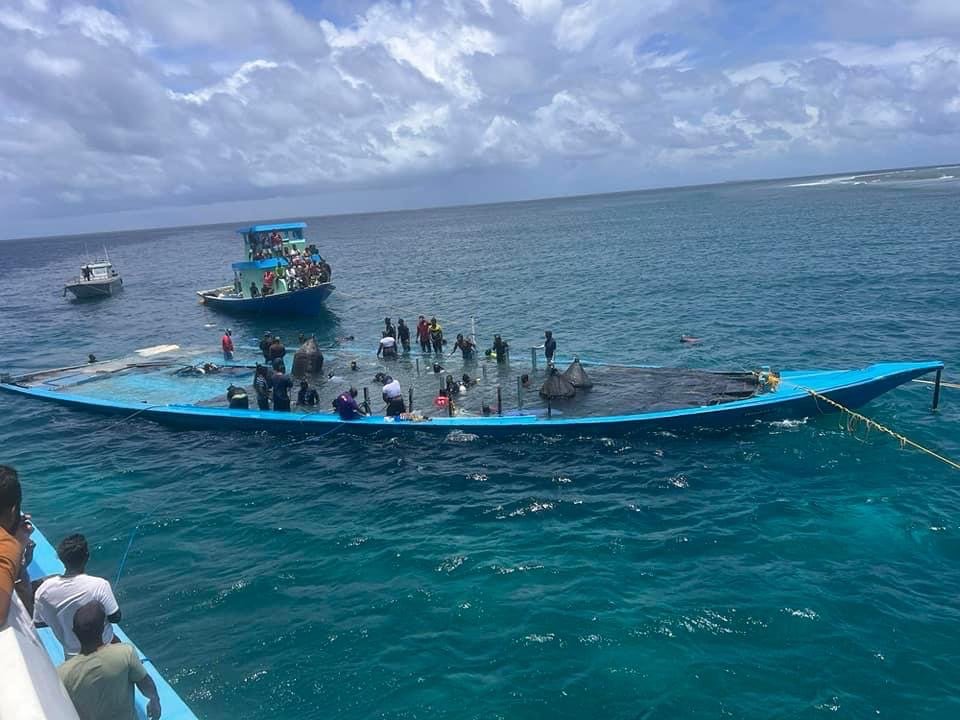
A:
[{"xmin": 0, "ymin": 465, "xmax": 34, "ymax": 626}]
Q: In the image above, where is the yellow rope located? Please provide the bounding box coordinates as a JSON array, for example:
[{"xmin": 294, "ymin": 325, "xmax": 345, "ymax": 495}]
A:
[{"xmin": 795, "ymin": 385, "xmax": 960, "ymax": 471}]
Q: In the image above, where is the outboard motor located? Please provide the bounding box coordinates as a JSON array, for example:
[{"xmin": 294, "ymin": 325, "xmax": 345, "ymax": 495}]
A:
[
  {"xmin": 539, "ymin": 366, "xmax": 576, "ymax": 400},
  {"xmin": 292, "ymin": 336, "xmax": 324, "ymax": 377},
  {"xmin": 562, "ymin": 357, "xmax": 593, "ymax": 389}
]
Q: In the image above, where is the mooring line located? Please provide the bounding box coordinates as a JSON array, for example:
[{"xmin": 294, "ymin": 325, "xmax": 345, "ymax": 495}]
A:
[
  {"xmin": 913, "ymin": 378, "xmax": 960, "ymax": 390},
  {"xmin": 794, "ymin": 385, "xmax": 960, "ymax": 471},
  {"xmin": 114, "ymin": 500, "xmax": 165, "ymax": 587}
]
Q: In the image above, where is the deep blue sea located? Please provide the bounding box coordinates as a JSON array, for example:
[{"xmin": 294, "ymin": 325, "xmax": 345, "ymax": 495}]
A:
[{"xmin": 3, "ymin": 166, "xmax": 960, "ymax": 719}]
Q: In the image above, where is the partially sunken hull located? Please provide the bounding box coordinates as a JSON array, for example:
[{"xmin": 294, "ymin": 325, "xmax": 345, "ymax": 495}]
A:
[
  {"xmin": 198, "ymin": 282, "xmax": 333, "ymax": 316},
  {"xmin": 0, "ymin": 353, "xmax": 942, "ymax": 437},
  {"xmin": 65, "ymin": 276, "xmax": 123, "ymax": 299}
]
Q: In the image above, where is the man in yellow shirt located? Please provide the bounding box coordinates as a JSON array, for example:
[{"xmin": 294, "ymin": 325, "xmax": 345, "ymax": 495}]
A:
[{"xmin": 57, "ymin": 602, "xmax": 161, "ymax": 720}]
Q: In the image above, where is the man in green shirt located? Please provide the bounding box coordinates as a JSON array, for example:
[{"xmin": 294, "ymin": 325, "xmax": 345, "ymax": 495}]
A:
[{"xmin": 57, "ymin": 602, "xmax": 162, "ymax": 720}]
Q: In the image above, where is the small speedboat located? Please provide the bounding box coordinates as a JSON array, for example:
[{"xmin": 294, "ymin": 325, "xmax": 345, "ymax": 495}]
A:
[{"xmin": 64, "ymin": 260, "xmax": 123, "ymax": 299}]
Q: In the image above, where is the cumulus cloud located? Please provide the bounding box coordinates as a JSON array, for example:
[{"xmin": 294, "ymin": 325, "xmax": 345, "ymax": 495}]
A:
[{"xmin": 0, "ymin": 0, "xmax": 959, "ymax": 236}]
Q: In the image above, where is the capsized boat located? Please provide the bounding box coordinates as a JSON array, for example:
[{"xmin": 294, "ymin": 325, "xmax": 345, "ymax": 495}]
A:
[
  {"xmin": 197, "ymin": 222, "xmax": 334, "ymax": 316},
  {"xmin": 0, "ymin": 523, "xmax": 198, "ymax": 720},
  {"xmin": 0, "ymin": 343, "xmax": 943, "ymax": 437},
  {"xmin": 64, "ymin": 260, "xmax": 123, "ymax": 299}
]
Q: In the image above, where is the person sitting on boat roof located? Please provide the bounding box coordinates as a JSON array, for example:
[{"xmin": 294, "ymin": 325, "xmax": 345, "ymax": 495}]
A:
[
  {"xmin": 33, "ymin": 533, "xmax": 121, "ymax": 658},
  {"xmin": 397, "ymin": 319, "xmax": 411, "ymax": 352},
  {"xmin": 377, "ymin": 332, "xmax": 398, "ymax": 360},
  {"xmin": 221, "ymin": 328, "xmax": 234, "ymax": 361},
  {"xmin": 334, "ymin": 387, "xmax": 366, "ymax": 420},
  {"xmin": 271, "ymin": 367, "xmax": 293, "ymax": 411},
  {"xmin": 297, "ymin": 380, "xmax": 319, "ymax": 407},
  {"xmin": 450, "ymin": 333, "xmax": 476, "ymax": 361},
  {"xmin": 254, "ymin": 365, "xmax": 271, "ymax": 410},
  {"xmin": 58, "ymin": 601, "xmax": 162, "ymax": 720},
  {"xmin": 429, "ymin": 318, "xmax": 444, "ymax": 354},
  {"xmin": 381, "ymin": 375, "xmax": 405, "ymax": 416}
]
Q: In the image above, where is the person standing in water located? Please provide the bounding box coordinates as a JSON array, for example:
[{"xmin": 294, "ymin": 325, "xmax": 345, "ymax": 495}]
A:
[
  {"xmin": 254, "ymin": 365, "xmax": 271, "ymax": 410},
  {"xmin": 397, "ymin": 319, "xmax": 411, "ymax": 353},
  {"xmin": 381, "ymin": 375, "xmax": 406, "ymax": 416},
  {"xmin": 377, "ymin": 332, "xmax": 398, "ymax": 360},
  {"xmin": 383, "ymin": 318, "xmax": 396, "ymax": 339},
  {"xmin": 450, "ymin": 334, "xmax": 476, "ymax": 361},
  {"xmin": 221, "ymin": 328, "xmax": 234, "ymax": 361},
  {"xmin": 417, "ymin": 316, "xmax": 431, "ymax": 353},
  {"xmin": 429, "ymin": 317, "xmax": 444, "ymax": 354},
  {"xmin": 543, "ymin": 330, "xmax": 556, "ymax": 365},
  {"xmin": 334, "ymin": 387, "xmax": 366, "ymax": 420},
  {"xmin": 271, "ymin": 368, "xmax": 293, "ymax": 411}
]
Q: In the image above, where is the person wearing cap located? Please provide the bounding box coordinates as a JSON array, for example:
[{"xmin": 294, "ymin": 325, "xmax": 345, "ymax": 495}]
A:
[
  {"xmin": 58, "ymin": 601, "xmax": 162, "ymax": 720},
  {"xmin": 221, "ymin": 329, "xmax": 234, "ymax": 361},
  {"xmin": 333, "ymin": 387, "xmax": 365, "ymax": 420},
  {"xmin": 381, "ymin": 376, "xmax": 405, "ymax": 416}
]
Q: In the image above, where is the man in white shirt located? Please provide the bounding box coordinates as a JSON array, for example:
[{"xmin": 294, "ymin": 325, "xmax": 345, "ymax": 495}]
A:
[
  {"xmin": 377, "ymin": 333, "xmax": 398, "ymax": 359},
  {"xmin": 381, "ymin": 375, "xmax": 405, "ymax": 416},
  {"xmin": 33, "ymin": 534, "xmax": 120, "ymax": 657}
]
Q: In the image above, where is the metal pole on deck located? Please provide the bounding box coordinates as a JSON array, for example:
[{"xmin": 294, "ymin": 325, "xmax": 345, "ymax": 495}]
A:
[
  {"xmin": 531, "ymin": 346, "xmax": 537, "ymax": 372},
  {"xmin": 496, "ymin": 386, "xmax": 502, "ymax": 415},
  {"xmin": 448, "ymin": 394, "xmax": 453, "ymax": 417},
  {"xmin": 363, "ymin": 387, "xmax": 370, "ymax": 415},
  {"xmin": 409, "ymin": 387, "xmax": 414, "ymax": 411},
  {"xmin": 517, "ymin": 375, "xmax": 522, "ymax": 410},
  {"xmin": 546, "ymin": 396, "xmax": 552, "ymax": 418},
  {"xmin": 933, "ymin": 368, "xmax": 943, "ymax": 410}
]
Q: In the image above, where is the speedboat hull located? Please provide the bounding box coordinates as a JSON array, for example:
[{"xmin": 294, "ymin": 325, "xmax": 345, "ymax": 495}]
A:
[
  {"xmin": 64, "ymin": 277, "xmax": 123, "ymax": 299},
  {"xmin": 0, "ymin": 360, "xmax": 943, "ymax": 437},
  {"xmin": 197, "ymin": 283, "xmax": 333, "ymax": 316}
]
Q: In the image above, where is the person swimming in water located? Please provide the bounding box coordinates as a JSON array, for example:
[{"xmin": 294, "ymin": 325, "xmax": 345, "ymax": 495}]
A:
[{"xmin": 680, "ymin": 335, "xmax": 702, "ymax": 344}]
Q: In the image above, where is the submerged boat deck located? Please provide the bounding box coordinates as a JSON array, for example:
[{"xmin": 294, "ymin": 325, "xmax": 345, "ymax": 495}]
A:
[{"xmin": 0, "ymin": 343, "xmax": 943, "ymax": 435}]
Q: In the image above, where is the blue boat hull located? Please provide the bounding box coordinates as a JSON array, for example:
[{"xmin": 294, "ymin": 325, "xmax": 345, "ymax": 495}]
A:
[
  {"xmin": 0, "ymin": 361, "xmax": 943, "ymax": 438},
  {"xmin": 199, "ymin": 283, "xmax": 333, "ymax": 316}
]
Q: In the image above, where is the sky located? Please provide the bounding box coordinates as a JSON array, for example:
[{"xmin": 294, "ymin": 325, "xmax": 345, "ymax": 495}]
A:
[{"xmin": 1, "ymin": 0, "xmax": 959, "ymax": 239}]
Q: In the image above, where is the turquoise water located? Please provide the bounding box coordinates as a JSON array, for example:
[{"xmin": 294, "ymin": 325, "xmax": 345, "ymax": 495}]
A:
[{"xmin": 3, "ymin": 167, "xmax": 960, "ymax": 718}]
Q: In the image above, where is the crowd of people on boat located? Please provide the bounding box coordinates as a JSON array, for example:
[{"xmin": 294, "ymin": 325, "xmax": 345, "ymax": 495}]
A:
[{"xmin": 1, "ymin": 465, "xmax": 163, "ymax": 720}]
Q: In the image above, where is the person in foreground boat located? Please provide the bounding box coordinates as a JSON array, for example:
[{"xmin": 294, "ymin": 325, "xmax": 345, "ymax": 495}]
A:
[
  {"xmin": 0, "ymin": 465, "xmax": 35, "ymax": 625},
  {"xmin": 33, "ymin": 533, "xmax": 122, "ymax": 658},
  {"xmin": 58, "ymin": 601, "xmax": 162, "ymax": 720}
]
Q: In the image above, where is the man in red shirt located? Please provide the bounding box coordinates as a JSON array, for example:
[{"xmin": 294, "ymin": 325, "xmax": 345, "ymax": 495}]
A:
[
  {"xmin": 416, "ymin": 316, "xmax": 431, "ymax": 353},
  {"xmin": 221, "ymin": 328, "xmax": 234, "ymax": 361}
]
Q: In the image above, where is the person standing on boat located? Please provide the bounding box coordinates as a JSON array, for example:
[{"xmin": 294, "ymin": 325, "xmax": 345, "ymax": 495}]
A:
[
  {"xmin": 221, "ymin": 329, "xmax": 234, "ymax": 361},
  {"xmin": 417, "ymin": 316, "xmax": 431, "ymax": 353},
  {"xmin": 429, "ymin": 317, "xmax": 444, "ymax": 354},
  {"xmin": 250, "ymin": 282, "xmax": 260, "ymax": 298},
  {"xmin": 381, "ymin": 375, "xmax": 406, "ymax": 416},
  {"xmin": 259, "ymin": 333, "xmax": 272, "ymax": 361},
  {"xmin": 0, "ymin": 465, "xmax": 35, "ymax": 626},
  {"xmin": 33, "ymin": 533, "xmax": 121, "ymax": 658},
  {"xmin": 57, "ymin": 602, "xmax": 162, "ymax": 720},
  {"xmin": 397, "ymin": 319, "xmax": 411, "ymax": 353},
  {"xmin": 269, "ymin": 336, "xmax": 286, "ymax": 366},
  {"xmin": 254, "ymin": 365, "xmax": 271, "ymax": 410},
  {"xmin": 543, "ymin": 330, "xmax": 556, "ymax": 365},
  {"xmin": 271, "ymin": 368, "xmax": 293, "ymax": 411}
]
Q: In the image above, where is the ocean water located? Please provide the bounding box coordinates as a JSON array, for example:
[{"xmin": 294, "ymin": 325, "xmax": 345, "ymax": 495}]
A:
[{"xmin": 3, "ymin": 166, "xmax": 960, "ymax": 719}]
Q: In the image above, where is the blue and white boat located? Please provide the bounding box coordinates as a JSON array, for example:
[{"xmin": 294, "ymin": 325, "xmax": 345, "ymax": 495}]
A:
[
  {"xmin": 197, "ymin": 222, "xmax": 334, "ymax": 316},
  {"xmin": 0, "ymin": 345, "xmax": 944, "ymax": 438},
  {"xmin": 0, "ymin": 523, "xmax": 198, "ymax": 720}
]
